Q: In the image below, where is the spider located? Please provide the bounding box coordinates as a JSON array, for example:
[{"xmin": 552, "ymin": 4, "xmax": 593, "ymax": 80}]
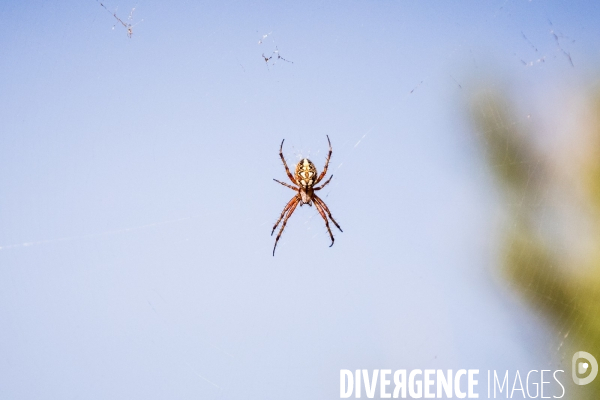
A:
[{"xmin": 272, "ymin": 136, "xmax": 342, "ymax": 256}]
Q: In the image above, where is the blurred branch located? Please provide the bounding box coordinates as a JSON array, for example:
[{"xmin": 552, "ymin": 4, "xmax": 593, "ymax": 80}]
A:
[
  {"xmin": 471, "ymin": 93, "xmax": 539, "ymax": 197},
  {"xmin": 583, "ymin": 95, "xmax": 600, "ymax": 212},
  {"xmin": 471, "ymin": 89, "xmax": 600, "ymax": 399}
]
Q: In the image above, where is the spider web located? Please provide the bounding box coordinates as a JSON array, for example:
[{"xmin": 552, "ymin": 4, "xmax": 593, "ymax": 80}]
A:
[{"xmin": 2, "ymin": 1, "xmax": 600, "ymax": 399}]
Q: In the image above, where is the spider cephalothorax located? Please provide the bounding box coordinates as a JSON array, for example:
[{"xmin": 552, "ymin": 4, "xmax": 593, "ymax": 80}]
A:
[{"xmin": 272, "ymin": 136, "xmax": 342, "ymax": 255}]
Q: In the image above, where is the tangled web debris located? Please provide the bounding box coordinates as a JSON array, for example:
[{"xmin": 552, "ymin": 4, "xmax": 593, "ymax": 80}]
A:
[
  {"xmin": 258, "ymin": 32, "xmax": 293, "ymax": 68},
  {"xmin": 96, "ymin": 0, "xmax": 143, "ymax": 38}
]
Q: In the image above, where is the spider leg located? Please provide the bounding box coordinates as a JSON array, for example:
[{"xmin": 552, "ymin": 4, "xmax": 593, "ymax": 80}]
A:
[
  {"xmin": 313, "ymin": 198, "xmax": 336, "ymax": 247},
  {"xmin": 273, "ymin": 179, "xmax": 298, "ymax": 191},
  {"xmin": 272, "ymin": 196, "xmax": 299, "ymax": 235},
  {"xmin": 279, "ymin": 139, "xmax": 298, "ymax": 185},
  {"xmin": 314, "ymin": 175, "xmax": 333, "ymax": 191},
  {"xmin": 273, "ymin": 197, "xmax": 300, "ymax": 256},
  {"xmin": 314, "ymin": 135, "xmax": 332, "ymax": 185},
  {"xmin": 314, "ymin": 195, "xmax": 343, "ymax": 232}
]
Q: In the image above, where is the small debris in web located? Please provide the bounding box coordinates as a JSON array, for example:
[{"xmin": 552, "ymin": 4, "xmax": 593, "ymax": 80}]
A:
[
  {"xmin": 552, "ymin": 31, "xmax": 574, "ymax": 67},
  {"xmin": 515, "ymin": 30, "xmax": 548, "ymax": 67},
  {"xmin": 451, "ymin": 75, "xmax": 462, "ymax": 89},
  {"xmin": 96, "ymin": 0, "xmax": 143, "ymax": 38},
  {"xmin": 258, "ymin": 31, "xmax": 272, "ymax": 45},
  {"xmin": 548, "ymin": 20, "xmax": 575, "ymax": 68},
  {"xmin": 517, "ymin": 53, "xmax": 546, "ymax": 67},
  {"xmin": 261, "ymin": 47, "xmax": 293, "ymax": 68},
  {"xmin": 521, "ymin": 31, "xmax": 538, "ymax": 52},
  {"xmin": 410, "ymin": 81, "xmax": 423, "ymax": 94},
  {"xmin": 258, "ymin": 32, "xmax": 293, "ymax": 69}
]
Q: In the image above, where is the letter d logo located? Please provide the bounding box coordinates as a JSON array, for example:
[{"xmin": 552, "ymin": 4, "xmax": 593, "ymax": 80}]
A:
[{"xmin": 572, "ymin": 351, "xmax": 598, "ymax": 385}]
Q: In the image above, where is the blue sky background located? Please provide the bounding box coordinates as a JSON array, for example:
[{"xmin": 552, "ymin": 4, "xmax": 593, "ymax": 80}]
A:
[{"xmin": 1, "ymin": 0, "xmax": 600, "ymax": 398}]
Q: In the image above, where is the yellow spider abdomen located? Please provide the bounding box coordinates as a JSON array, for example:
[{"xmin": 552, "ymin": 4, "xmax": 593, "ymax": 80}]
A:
[{"xmin": 295, "ymin": 158, "xmax": 317, "ymax": 188}]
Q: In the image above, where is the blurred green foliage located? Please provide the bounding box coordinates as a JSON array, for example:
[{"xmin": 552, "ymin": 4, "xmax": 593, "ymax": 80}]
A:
[{"xmin": 471, "ymin": 90, "xmax": 600, "ymax": 399}]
